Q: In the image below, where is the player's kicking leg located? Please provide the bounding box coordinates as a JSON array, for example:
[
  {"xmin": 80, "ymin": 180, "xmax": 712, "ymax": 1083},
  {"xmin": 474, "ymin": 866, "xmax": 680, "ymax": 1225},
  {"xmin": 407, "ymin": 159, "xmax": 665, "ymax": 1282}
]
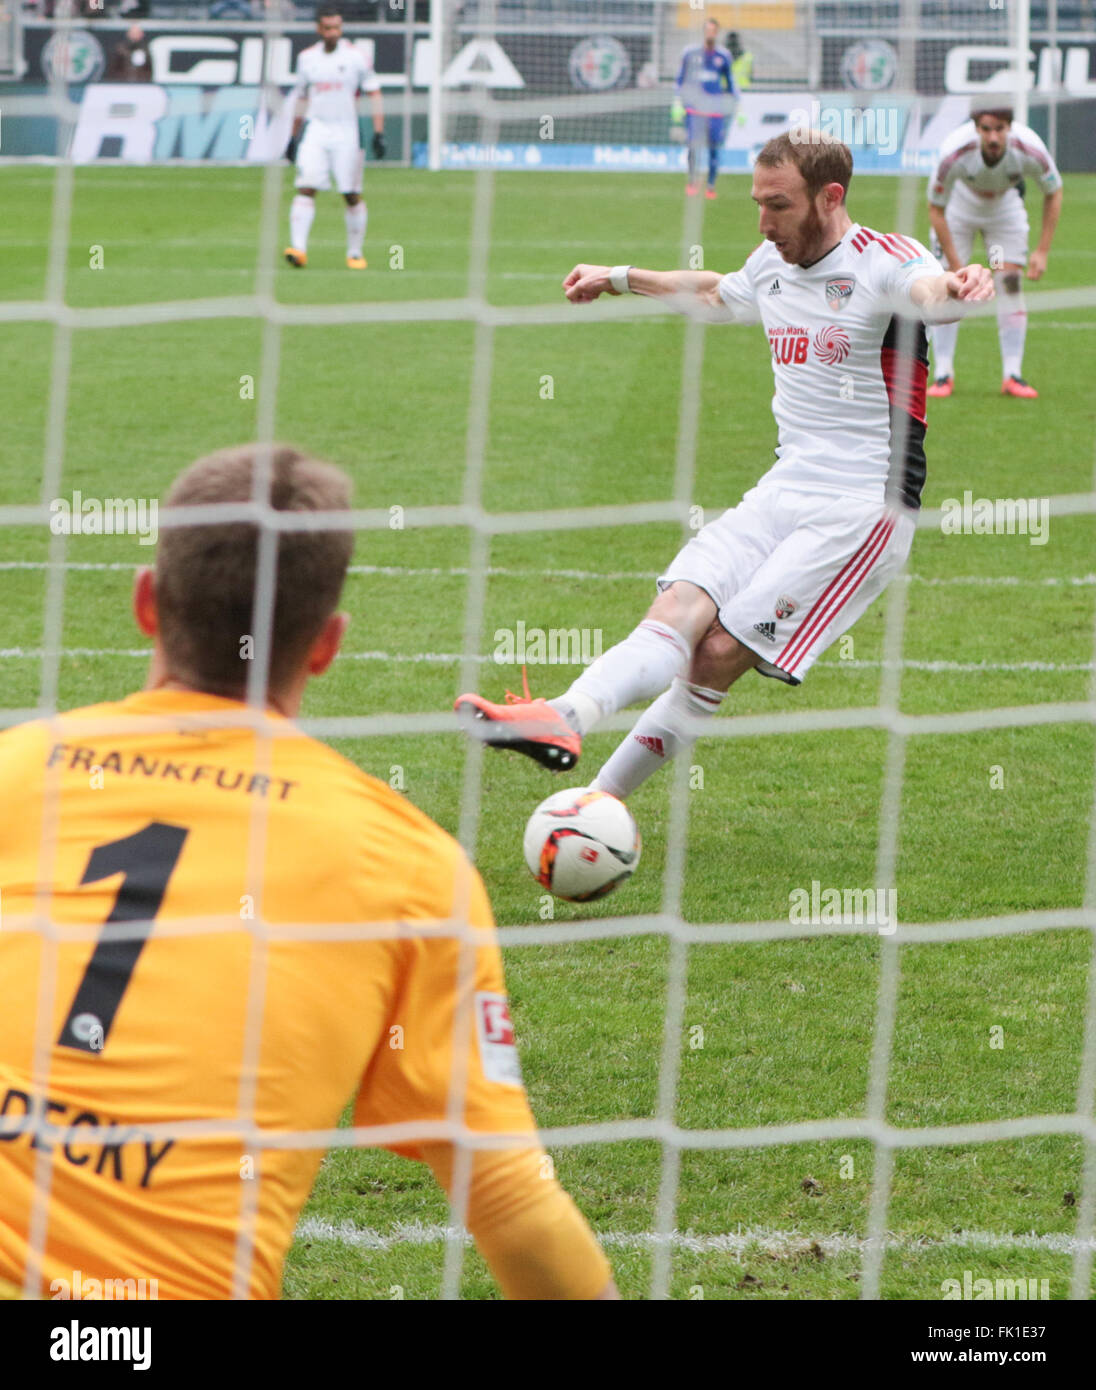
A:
[
  {"xmin": 454, "ymin": 584, "xmax": 714, "ymax": 773},
  {"xmin": 455, "ymin": 488, "xmax": 773, "ymax": 774},
  {"xmin": 456, "ymin": 492, "xmax": 915, "ymax": 799}
]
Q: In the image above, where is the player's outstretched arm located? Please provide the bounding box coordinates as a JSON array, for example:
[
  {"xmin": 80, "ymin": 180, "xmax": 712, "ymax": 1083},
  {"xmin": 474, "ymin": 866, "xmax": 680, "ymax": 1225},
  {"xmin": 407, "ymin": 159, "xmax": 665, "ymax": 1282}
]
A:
[
  {"xmin": 563, "ymin": 263, "xmax": 728, "ymax": 315},
  {"xmin": 909, "ymin": 264, "xmax": 994, "ymax": 322},
  {"xmin": 421, "ymin": 1142, "xmax": 620, "ymax": 1299}
]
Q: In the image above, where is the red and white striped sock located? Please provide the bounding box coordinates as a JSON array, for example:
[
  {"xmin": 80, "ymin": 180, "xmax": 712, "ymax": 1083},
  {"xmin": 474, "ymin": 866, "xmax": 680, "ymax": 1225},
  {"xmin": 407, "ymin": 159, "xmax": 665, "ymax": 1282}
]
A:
[{"xmin": 593, "ymin": 677, "xmax": 725, "ymax": 800}]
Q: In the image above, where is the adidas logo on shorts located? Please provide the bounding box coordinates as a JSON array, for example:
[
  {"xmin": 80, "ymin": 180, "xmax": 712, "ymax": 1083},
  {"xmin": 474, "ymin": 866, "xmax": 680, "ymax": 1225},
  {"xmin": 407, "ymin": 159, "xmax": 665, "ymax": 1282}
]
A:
[{"xmin": 753, "ymin": 621, "xmax": 777, "ymax": 642}]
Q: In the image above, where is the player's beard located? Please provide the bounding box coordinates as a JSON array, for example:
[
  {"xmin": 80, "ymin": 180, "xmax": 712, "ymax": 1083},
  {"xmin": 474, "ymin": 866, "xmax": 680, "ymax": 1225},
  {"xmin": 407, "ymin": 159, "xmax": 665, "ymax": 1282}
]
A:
[{"xmin": 788, "ymin": 200, "xmax": 825, "ymax": 266}]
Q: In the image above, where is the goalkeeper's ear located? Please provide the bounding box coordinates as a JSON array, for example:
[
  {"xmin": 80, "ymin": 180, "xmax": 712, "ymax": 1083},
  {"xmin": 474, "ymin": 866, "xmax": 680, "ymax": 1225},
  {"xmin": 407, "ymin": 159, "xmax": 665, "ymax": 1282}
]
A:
[
  {"xmin": 133, "ymin": 567, "xmax": 158, "ymax": 638},
  {"xmin": 307, "ymin": 611, "xmax": 350, "ymax": 678}
]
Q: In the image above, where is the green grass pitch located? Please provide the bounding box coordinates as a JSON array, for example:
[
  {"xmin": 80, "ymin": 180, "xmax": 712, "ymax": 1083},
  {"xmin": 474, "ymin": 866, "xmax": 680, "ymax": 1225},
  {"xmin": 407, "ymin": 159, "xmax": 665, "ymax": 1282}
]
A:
[{"xmin": 2, "ymin": 164, "xmax": 1095, "ymax": 1299}]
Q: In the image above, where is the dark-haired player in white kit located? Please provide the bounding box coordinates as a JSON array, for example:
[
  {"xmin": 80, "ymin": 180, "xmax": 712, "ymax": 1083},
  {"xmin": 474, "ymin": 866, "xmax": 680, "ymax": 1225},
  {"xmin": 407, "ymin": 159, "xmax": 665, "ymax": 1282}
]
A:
[
  {"xmin": 925, "ymin": 105, "xmax": 1063, "ymax": 399},
  {"xmin": 455, "ymin": 131, "xmax": 994, "ymax": 801},
  {"xmin": 284, "ymin": 7, "xmax": 385, "ymax": 271}
]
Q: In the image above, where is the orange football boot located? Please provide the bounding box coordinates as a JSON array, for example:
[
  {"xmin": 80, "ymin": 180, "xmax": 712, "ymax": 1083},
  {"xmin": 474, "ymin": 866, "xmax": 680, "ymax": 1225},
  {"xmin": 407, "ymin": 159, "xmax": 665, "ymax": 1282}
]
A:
[
  {"xmin": 927, "ymin": 375, "xmax": 953, "ymax": 398},
  {"xmin": 1002, "ymin": 375, "xmax": 1038, "ymax": 398},
  {"xmin": 454, "ymin": 668, "xmax": 581, "ymax": 771},
  {"xmin": 284, "ymin": 248, "xmax": 307, "ymax": 268}
]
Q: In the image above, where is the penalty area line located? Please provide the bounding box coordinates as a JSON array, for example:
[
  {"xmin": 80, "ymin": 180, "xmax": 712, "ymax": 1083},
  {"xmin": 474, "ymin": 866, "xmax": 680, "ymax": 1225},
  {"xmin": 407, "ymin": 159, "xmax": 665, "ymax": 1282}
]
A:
[
  {"xmin": 0, "ymin": 560, "xmax": 1093, "ymax": 589},
  {"xmin": 0, "ymin": 647, "xmax": 1092, "ymax": 675},
  {"xmin": 294, "ymin": 1217, "xmax": 1096, "ymax": 1257}
]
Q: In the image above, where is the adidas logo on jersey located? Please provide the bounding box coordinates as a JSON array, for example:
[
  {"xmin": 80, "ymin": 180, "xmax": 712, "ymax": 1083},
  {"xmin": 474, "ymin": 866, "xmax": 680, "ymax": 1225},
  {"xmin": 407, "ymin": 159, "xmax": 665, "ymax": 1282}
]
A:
[
  {"xmin": 752, "ymin": 621, "xmax": 777, "ymax": 642},
  {"xmin": 635, "ymin": 734, "xmax": 666, "ymax": 757},
  {"xmin": 768, "ymin": 278, "xmax": 782, "ymax": 295}
]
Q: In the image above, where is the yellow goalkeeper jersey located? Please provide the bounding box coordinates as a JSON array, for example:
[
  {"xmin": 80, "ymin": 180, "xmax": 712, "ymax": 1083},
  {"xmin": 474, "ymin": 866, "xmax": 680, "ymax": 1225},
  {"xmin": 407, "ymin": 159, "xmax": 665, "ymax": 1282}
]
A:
[{"xmin": 0, "ymin": 689, "xmax": 610, "ymax": 1300}]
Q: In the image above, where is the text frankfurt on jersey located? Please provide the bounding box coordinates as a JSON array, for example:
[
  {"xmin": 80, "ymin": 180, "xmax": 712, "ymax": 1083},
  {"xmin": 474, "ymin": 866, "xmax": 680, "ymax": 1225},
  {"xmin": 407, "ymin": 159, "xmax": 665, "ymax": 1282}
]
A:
[{"xmin": 45, "ymin": 743, "xmax": 299, "ymax": 802}]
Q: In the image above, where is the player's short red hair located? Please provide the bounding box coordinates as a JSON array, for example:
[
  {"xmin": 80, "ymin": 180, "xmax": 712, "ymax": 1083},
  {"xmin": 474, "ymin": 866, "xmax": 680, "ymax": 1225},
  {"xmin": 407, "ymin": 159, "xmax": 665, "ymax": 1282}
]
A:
[{"xmin": 755, "ymin": 130, "xmax": 853, "ymax": 202}]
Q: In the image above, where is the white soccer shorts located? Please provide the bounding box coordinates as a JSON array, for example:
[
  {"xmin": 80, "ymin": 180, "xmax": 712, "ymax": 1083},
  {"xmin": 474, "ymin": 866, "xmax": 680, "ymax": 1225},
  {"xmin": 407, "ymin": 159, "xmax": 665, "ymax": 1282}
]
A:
[
  {"xmin": 931, "ymin": 189, "xmax": 1030, "ymax": 268},
  {"xmin": 295, "ymin": 122, "xmax": 364, "ymax": 195},
  {"xmin": 658, "ymin": 485, "xmax": 915, "ymax": 684}
]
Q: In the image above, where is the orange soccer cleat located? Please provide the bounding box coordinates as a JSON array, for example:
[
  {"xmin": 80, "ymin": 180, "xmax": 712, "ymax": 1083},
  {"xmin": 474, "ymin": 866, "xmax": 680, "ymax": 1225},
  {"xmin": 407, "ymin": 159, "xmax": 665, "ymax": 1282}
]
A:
[
  {"xmin": 284, "ymin": 248, "xmax": 307, "ymax": 268},
  {"xmin": 1002, "ymin": 375, "xmax": 1038, "ymax": 398},
  {"xmin": 927, "ymin": 375, "xmax": 953, "ymax": 398},
  {"xmin": 704, "ymin": 186, "xmax": 717, "ymax": 200},
  {"xmin": 454, "ymin": 668, "xmax": 581, "ymax": 771},
  {"xmin": 685, "ymin": 182, "xmax": 699, "ymax": 197},
  {"xmin": 346, "ymin": 256, "xmax": 367, "ymax": 270}
]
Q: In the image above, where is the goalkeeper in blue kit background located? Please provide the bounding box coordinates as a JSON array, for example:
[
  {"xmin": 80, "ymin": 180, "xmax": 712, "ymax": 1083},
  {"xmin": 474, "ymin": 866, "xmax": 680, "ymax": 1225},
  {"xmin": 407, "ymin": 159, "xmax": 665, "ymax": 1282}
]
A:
[{"xmin": 672, "ymin": 17, "xmax": 739, "ymax": 199}]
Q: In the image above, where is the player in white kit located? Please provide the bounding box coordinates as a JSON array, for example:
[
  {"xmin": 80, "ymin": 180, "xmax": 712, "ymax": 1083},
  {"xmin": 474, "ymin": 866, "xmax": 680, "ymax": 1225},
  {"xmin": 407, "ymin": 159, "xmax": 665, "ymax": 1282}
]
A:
[
  {"xmin": 925, "ymin": 106, "xmax": 1063, "ymax": 399},
  {"xmin": 284, "ymin": 7, "xmax": 385, "ymax": 271},
  {"xmin": 454, "ymin": 132, "xmax": 994, "ymax": 800}
]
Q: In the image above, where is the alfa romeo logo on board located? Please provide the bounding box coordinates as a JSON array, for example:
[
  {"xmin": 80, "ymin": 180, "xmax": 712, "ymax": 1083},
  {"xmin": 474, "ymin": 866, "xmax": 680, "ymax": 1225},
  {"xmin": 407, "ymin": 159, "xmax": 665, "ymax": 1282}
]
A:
[
  {"xmin": 840, "ymin": 39, "xmax": 897, "ymax": 91},
  {"xmin": 569, "ymin": 36, "xmax": 631, "ymax": 91},
  {"xmin": 41, "ymin": 29, "xmax": 106, "ymax": 84}
]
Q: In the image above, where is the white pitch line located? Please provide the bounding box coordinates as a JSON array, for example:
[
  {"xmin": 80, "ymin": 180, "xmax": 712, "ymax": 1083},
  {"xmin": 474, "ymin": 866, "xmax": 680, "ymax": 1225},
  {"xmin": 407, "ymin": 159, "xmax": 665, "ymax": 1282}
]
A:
[
  {"xmin": 0, "ymin": 647, "xmax": 1092, "ymax": 674},
  {"xmin": 294, "ymin": 1217, "xmax": 1096, "ymax": 1257},
  {"xmin": 0, "ymin": 560, "xmax": 1094, "ymax": 589}
]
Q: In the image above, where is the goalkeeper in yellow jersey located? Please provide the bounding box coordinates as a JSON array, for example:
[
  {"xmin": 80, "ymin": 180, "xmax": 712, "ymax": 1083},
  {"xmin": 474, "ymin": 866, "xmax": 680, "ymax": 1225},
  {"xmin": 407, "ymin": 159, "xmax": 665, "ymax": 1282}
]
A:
[{"xmin": 0, "ymin": 445, "xmax": 617, "ymax": 1302}]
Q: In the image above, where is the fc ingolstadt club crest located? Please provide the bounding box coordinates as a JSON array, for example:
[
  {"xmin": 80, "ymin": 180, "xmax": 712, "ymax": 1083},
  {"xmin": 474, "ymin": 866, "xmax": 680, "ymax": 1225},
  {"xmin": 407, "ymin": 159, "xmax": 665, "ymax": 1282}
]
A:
[
  {"xmin": 775, "ymin": 595, "xmax": 797, "ymax": 619},
  {"xmin": 826, "ymin": 277, "xmax": 855, "ymax": 311}
]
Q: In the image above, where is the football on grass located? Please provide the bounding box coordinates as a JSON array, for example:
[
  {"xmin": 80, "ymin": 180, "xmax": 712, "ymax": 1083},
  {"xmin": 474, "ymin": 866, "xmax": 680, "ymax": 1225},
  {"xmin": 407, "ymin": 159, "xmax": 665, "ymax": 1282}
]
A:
[{"xmin": 523, "ymin": 788, "xmax": 641, "ymax": 902}]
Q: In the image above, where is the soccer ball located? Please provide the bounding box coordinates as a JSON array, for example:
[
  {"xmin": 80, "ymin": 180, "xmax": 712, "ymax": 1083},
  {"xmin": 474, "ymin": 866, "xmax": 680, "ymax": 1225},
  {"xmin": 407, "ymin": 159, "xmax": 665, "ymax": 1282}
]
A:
[{"xmin": 523, "ymin": 788, "xmax": 641, "ymax": 902}]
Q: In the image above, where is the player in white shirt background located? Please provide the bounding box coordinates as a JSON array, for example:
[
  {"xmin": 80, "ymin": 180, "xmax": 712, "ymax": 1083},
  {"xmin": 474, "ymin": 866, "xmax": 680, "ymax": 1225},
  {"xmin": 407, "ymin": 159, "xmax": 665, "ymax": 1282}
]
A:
[
  {"xmin": 455, "ymin": 131, "xmax": 994, "ymax": 801},
  {"xmin": 925, "ymin": 105, "xmax": 1063, "ymax": 400},
  {"xmin": 284, "ymin": 6, "xmax": 385, "ymax": 271}
]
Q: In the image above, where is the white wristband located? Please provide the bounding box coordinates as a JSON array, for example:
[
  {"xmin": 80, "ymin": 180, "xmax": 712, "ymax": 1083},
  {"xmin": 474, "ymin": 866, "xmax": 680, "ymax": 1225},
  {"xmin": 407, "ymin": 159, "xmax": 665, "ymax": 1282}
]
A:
[{"xmin": 609, "ymin": 264, "xmax": 633, "ymax": 295}]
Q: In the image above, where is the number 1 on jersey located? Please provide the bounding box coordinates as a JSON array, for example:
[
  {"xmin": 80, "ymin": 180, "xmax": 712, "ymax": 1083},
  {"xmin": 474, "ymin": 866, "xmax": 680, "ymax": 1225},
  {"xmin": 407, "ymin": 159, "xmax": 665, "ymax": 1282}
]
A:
[{"xmin": 57, "ymin": 822, "xmax": 189, "ymax": 1054}]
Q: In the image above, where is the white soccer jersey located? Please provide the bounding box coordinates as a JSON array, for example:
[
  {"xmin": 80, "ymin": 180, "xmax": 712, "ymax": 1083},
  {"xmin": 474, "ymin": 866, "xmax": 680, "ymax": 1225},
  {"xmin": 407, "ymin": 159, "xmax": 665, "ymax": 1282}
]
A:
[
  {"xmin": 291, "ymin": 39, "xmax": 379, "ymax": 128},
  {"xmin": 928, "ymin": 120, "xmax": 1062, "ymax": 213},
  {"xmin": 717, "ymin": 225, "xmax": 944, "ymax": 508}
]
